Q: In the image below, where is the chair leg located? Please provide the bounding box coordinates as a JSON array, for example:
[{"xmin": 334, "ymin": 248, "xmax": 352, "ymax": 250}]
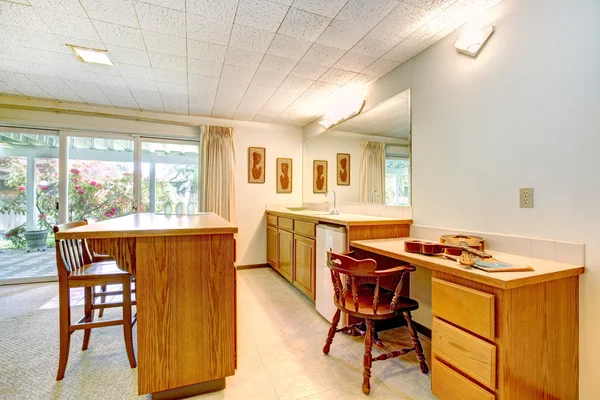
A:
[
  {"xmin": 122, "ymin": 278, "xmax": 137, "ymax": 368},
  {"xmin": 56, "ymin": 283, "xmax": 71, "ymax": 381},
  {"xmin": 98, "ymin": 285, "xmax": 107, "ymax": 318},
  {"xmin": 82, "ymin": 287, "xmax": 93, "ymax": 351},
  {"xmin": 323, "ymin": 309, "xmax": 341, "ymax": 355},
  {"xmin": 362, "ymin": 319, "xmax": 374, "ymax": 394},
  {"xmin": 403, "ymin": 311, "xmax": 429, "ymax": 374}
]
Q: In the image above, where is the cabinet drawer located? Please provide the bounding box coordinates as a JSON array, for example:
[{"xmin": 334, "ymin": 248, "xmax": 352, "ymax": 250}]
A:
[
  {"xmin": 294, "ymin": 220, "xmax": 315, "ymax": 238},
  {"xmin": 267, "ymin": 215, "xmax": 278, "ymax": 226},
  {"xmin": 433, "ymin": 318, "xmax": 496, "ymax": 389},
  {"xmin": 278, "ymin": 217, "xmax": 294, "ymax": 230},
  {"xmin": 432, "ymin": 278, "xmax": 495, "ymax": 340},
  {"xmin": 432, "ymin": 359, "xmax": 495, "ymax": 400}
]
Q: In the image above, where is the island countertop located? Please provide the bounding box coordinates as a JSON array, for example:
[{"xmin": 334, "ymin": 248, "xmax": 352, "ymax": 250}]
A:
[
  {"xmin": 351, "ymin": 237, "xmax": 584, "ymax": 289},
  {"xmin": 266, "ymin": 209, "xmax": 412, "ymax": 226},
  {"xmin": 56, "ymin": 212, "xmax": 238, "ymax": 239}
]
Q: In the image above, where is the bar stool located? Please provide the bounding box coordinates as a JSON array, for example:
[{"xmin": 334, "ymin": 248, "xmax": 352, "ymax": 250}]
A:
[
  {"xmin": 322, "ymin": 250, "xmax": 429, "ymax": 394},
  {"xmin": 54, "ymin": 221, "xmax": 137, "ymax": 380}
]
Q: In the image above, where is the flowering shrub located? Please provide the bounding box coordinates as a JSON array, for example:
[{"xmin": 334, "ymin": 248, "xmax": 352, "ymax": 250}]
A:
[{"xmin": 3, "ymin": 225, "xmax": 26, "ymax": 249}]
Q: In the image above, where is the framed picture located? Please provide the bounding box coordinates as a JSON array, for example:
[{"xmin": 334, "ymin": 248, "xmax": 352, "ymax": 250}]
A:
[
  {"xmin": 337, "ymin": 153, "xmax": 350, "ymax": 186},
  {"xmin": 248, "ymin": 147, "xmax": 265, "ymax": 183},
  {"xmin": 313, "ymin": 160, "xmax": 328, "ymax": 193},
  {"xmin": 276, "ymin": 158, "xmax": 292, "ymax": 193}
]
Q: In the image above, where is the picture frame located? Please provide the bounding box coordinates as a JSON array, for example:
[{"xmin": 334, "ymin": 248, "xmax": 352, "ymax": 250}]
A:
[
  {"xmin": 276, "ymin": 158, "xmax": 293, "ymax": 193},
  {"xmin": 313, "ymin": 160, "xmax": 328, "ymax": 193},
  {"xmin": 248, "ymin": 147, "xmax": 265, "ymax": 183},
  {"xmin": 337, "ymin": 153, "xmax": 350, "ymax": 186}
]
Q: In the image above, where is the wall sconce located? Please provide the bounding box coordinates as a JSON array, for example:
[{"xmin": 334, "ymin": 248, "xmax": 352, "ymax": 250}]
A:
[
  {"xmin": 318, "ymin": 98, "xmax": 365, "ymax": 130},
  {"xmin": 455, "ymin": 25, "xmax": 494, "ymax": 57}
]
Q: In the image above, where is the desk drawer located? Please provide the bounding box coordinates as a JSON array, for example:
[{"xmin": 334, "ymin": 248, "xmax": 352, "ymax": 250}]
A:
[
  {"xmin": 433, "ymin": 318, "xmax": 496, "ymax": 389},
  {"xmin": 267, "ymin": 215, "xmax": 278, "ymax": 226},
  {"xmin": 294, "ymin": 220, "xmax": 315, "ymax": 238},
  {"xmin": 432, "ymin": 359, "xmax": 495, "ymax": 400},
  {"xmin": 432, "ymin": 278, "xmax": 495, "ymax": 341},
  {"xmin": 278, "ymin": 217, "xmax": 293, "ymax": 230}
]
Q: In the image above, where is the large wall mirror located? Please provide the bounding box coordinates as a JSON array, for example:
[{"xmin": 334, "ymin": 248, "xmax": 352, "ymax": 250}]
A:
[{"xmin": 303, "ymin": 89, "xmax": 411, "ymax": 206}]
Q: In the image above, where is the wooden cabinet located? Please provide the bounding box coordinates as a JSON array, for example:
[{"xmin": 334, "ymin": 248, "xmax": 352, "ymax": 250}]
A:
[
  {"xmin": 278, "ymin": 229, "xmax": 293, "ymax": 282},
  {"xmin": 267, "ymin": 225, "xmax": 278, "ymax": 268},
  {"xmin": 293, "ymin": 235, "xmax": 316, "ymax": 299}
]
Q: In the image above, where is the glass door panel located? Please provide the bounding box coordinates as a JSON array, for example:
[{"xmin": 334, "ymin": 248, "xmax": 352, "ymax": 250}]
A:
[
  {"xmin": 140, "ymin": 140, "xmax": 199, "ymax": 214},
  {"xmin": 67, "ymin": 136, "xmax": 134, "ymax": 221}
]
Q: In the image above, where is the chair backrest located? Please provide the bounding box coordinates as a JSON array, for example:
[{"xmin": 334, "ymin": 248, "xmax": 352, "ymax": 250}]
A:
[
  {"xmin": 327, "ymin": 250, "xmax": 413, "ymax": 314},
  {"xmin": 54, "ymin": 221, "xmax": 92, "ymax": 274}
]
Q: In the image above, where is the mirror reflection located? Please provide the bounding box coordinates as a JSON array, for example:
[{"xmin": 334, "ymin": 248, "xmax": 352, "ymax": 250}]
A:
[{"xmin": 303, "ymin": 89, "xmax": 411, "ymax": 206}]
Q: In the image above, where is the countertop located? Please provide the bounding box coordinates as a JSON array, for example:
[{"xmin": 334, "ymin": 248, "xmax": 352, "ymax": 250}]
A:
[
  {"xmin": 56, "ymin": 213, "xmax": 238, "ymax": 239},
  {"xmin": 266, "ymin": 209, "xmax": 412, "ymax": 226},
  {"xmin": 350, "ymin": 238, "xmax": 585, "ymax": 289}
]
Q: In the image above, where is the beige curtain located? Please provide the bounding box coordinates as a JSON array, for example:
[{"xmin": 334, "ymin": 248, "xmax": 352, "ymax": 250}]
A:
[
  {"xmin": 199, "ymin": 125, "xmax": 235, "ymax": 222},
  {"xmin": 359, "ymin": 141, "xmax": 386, "ymax": 204}
]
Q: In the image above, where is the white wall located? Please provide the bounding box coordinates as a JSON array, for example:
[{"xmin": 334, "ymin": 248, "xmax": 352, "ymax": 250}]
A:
[{"xmin": 327, "ymin": 0, "xmax": 599, "ymax": 396}]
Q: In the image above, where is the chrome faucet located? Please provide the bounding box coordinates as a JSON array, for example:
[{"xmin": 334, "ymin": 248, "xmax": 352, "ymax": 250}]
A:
[
  {"xmin": 371, "ymin": 190, "xmax": 379, "ymax": 204},
  {"xmin": 325, "ymin": 190, "xmax": 339, "ymax": 215}
]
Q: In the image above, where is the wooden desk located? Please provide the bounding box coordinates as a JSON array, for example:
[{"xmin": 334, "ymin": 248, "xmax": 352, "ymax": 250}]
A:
[
  {"xmin": 56, "ymin": 213, "xmax": 238, "ymax": 399},
  {"xmin": 350, "ymin": 238, "xmax": 584, "ymax": 400}
]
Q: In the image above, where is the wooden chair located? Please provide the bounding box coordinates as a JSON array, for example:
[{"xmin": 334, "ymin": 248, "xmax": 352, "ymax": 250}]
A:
[
  {"xmin": 322, "ymin": 251, "xmax": 428, "ymax": 394},
  {"xmin": 54, "ymin": 221, "xmax": 137, "ymax": 381}
]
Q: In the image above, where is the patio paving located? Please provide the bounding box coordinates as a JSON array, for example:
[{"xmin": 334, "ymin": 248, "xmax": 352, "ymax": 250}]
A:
[{"xmin": 0, "ymin": 248, "xmax": 57, "ymax": 284}]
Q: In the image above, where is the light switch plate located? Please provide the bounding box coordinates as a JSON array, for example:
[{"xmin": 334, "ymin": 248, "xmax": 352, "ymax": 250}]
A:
[{"xmin": 520, "ymin": 187, "xmax": 533, "ymax": 208}]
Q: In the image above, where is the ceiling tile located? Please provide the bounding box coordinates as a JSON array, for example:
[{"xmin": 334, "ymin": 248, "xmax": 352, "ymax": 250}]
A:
[
  {"xmin": 53, "ymin": 69, "xmax": 93, "ymax": 83},
  {"xmin": 188, "ymin": 73, "xmax": 219, "ymax": 91},
  {"xmin": 402, "ymin": 0, "xmax": 454, "ymax": 12},
  {"xmin": 142, "ymin": 30, "xmax": 186, "ymax": 56},
  {"xmin": 252, "ymin": 110, "xmax": 278, "ymax": 123},
  {"xmin": 186, "ymin": 0, "xmax": 238, "ymax": 22},
  {"xmin": 291, "ymin": 0, "xmax": 347, "ymax": 18},
  {"xmin": 229, "ymin": 24, "xmax": 275, "ymax": 53},
  {"xmin": 267, "ymin": 34, "xmax": 312, "ymax": 60},
  {"xmin": 267, "ymin": 86, "xmax": 304, "ymax": 105},
  {"xmin": 187, "ymin": 39, "xmax": 227, "ymax": 63},
  {"xmin": 62, "ymin": 79, "xmax": 108, "ymax": 100},
  {"xmin": 336, "ymin": 0, "xmax": 399, "ymax": 30},
  {"xmin": 189, "ymin": 92, "xmax": 215, "ymax": 108},
  {"xmin": 123, "ymin": 76, "xmax": 159, "ymax": 91},
  {"xmin": 81, "ymin": 62, "xmax": 122, "ymax": 76},
  {"xmin": 38, "ymin": 9, "xmax": 101, "ymax": 41},
  {"xmin": 189, "ymin": 103, "xmax": 214, "ymax": 116},
  {"xmin": 93, "ymin": 21, "xmax": 146, "ymax": 50},
  {"xmin": 153, "ymin": 68, "xmax": 187, "ymax": 84},
  {"xmin": 0, "ymin": 25, "xmax": 65, "ymax": 53},
  {"xmin": 134, "ymin": 1, "xmax": 186, "ymax": 37},
  {"xmin": 25, "ymin": 74, "xmax": 69, "ymax": 91},
  {"xmin": 118, "ymin": 63, "xmax": 154, "ymax": 79},
  {"xmin": 258, "ymin": 54, "xmax": 297, "ymax": 74},
  {"xmin": 106, "ymin": 93, "xmax": 139, "ymax": 109},
  {"xmin": 252, "ymin": 69, "xmax": 287, "ymax": 87},
  {"xmin": 188, "ymin": 59, "xmax": 223, "ymax": 77},
  {"xmin": 88, "ymin": 71, "xmax": 127, "ymax": 86},
  {"xmin": 161, "ymin": 93, "xmax": 189, "ymax": 113},
  {"xmin": 81, "ymin": 0, "xmax": 140, "ymax": 28},
  {"xmin": 217, "ymin": 78, "xmax": 250, "ymax": 95},
  {"xmin": 56, "ymin": 36, "xmax": 106, "ymax": 53},
  {"xmin": 221, "ymin": 64, "xmax": 256, "ymax": 82},
  {"xmin": 96, "ymin": 83, "xmax": 132, "ymax": 97},
  {"xmin": 319, "ymin": 68, "xmax": 355, "ymax": 85},
  {"xmin": 105, "ymin": 44, "xmax": 151, "ymax": 67},
  {"xmin": 352, "ymin": 35, "xmax": 396, "ymax": 58},
  {"xmin": 333, "ymin": 50, "xmax": 377, "ymax": 73},
  {"xmin": 138, "ymin": 0, "xmax": 185, "ymax": 11},
  {"xmin": 240, "ymin": 82, "xmax": 276, "ymax": 104},
  {"xmin": 234, "ymin": 0, "xmax": 289, "ymax": 32},
  {"xmin": 225, "ymin": 47, "xmax": 263, "ymax": 69},
  {"xmin": 233, "ymin": 108, "xmax": 259, "ymax": 122},
  {"xmin": 0, "ymin": 0, "xmax": 30, "ymax": 6},
  {"xmin": 271, "ymin": 112, "xmax": 298, "ymax": 125},
  {"xmin": 278, "ymin": 8, "xmax": 331, "ymax": 41},
  {"xmin": 0, "ymin": 2, "xmax": 51, "ymax": 32},
  {"xmin": 280, "ymin": 75, "xmax": 313, "ymax": 92},
  {"xmin": 290, "ymin": 61, "xmax": 328, "ymax": 80},
  {"xmin": 301, "ymin": 43, "xmax": 345, "ymax": 67},
  {"xmin": 158, "ymin": 81, "xmax": 188, "ymax": 95},
  {"xmin": 133, "ymin": 89, "xmax": 164, "ymax": 111},
  {"xmin": 187, "ymin": 13, "xmax": 233, "ymax": 45},
  {"xmin": 366, "ymin": 2, "xmax": 431, "ymax": 46},
  {"xmin": 344, "ymin": 72, "xmax": 375, "ymax": 89},
  {"xmin": 49, "ymin": 88, "xmax": 84, "ymax": 103},
  {"xmin": 361, "ymin": 58, "xmax": 399, "ymax": 77},
  {"xmin": 316, "ymin": 19, "xmax": 369, "ymax": 50},
  {"xmin": 148, "ymin": 52, "xmax": 187, "ymax": 72},
  {"xmin": 28, "ymin": 0, "xmax": 87, "ymax": 17},
  {"xmin": 382, "ymin": 34, "xmax": 432, "ymax": 63}
]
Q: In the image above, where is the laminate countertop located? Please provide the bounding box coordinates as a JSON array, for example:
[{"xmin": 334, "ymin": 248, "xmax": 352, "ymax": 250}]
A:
[
  {"xmin": 266, "ymin": 209, "xmax": 412, "ymax": 226},
  {"xmin": 351, "ymin": 238, "xmax": 585, "ymax": 289},
  {"xmin": 56, "ymin": 212, "xmax": 238, "ymax": 239}
]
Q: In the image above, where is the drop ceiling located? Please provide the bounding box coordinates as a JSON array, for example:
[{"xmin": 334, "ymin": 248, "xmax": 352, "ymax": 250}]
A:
[{"xmin": 0, "ymin": 0, "xmax": 501, "ymax": 126}]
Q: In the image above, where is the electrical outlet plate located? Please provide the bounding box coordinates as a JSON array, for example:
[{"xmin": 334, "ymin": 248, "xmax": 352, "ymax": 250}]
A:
[{"xmin": 520, "ymin": 187, "xmax": 533, "ymax": 208}]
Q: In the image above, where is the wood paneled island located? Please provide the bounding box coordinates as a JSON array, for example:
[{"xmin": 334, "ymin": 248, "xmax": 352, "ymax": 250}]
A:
[{"xmin": 56, "ymin": 213, "xmax": 238, "ymax": 399}]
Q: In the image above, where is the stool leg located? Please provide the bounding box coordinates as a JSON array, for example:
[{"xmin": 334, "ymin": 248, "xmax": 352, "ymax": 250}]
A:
[
  {"xmin": 362, "ymin": 319, "xmax": 374, "ymax": 394},
  {"xmin": 98, "ymin": 285, "xmax": 107, "ymax": 318},
  {"xmin": 82, "ymin": 286, "xmax": 93, "ymax": 351},
  {"xmin": 56, "ymin": 283, "xmax": 71, "ymax": 380},
  {"xmin": 323, "ymin": 309, "xmax": 341, "ymax": 355},
  {"xmin": 122, "ymin": 278, "xmax": 136, "ymax": 368},
  {"xmin": 403, "ymin": 311, "xmax": 429, "ymax": 374}
]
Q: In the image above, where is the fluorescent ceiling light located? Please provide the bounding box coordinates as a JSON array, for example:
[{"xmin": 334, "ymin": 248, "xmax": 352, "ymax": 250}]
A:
[
  {"xmin": 455, "ymin": 25, "xmax": 494, "ymax": 57},
  {"xmin": 67, "ymin": 45, "xmax": 114, "ymax": 66},
  {"xmin": 319, "ymin": 92, "xmax": 365, "ymax": 130}
]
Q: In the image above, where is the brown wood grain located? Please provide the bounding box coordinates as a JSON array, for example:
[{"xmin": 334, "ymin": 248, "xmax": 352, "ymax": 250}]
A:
[
  {"xmin": 266, "ymin": 225, "xmax": 278, "ymax": 268},
  {"xmin": 266, "ymin": 210, "xmax": 412, "ymax": 227},
  {"xmin": 293, "ymin": 235, "xmax": 315, "ymax": 299},
  {"xmin": 278, "ymin": 217, "xmax": 294, "ymax": 231},
  {"xmin": 277, "ymin": 230, "xmax": 293, "ymax": 282},
  {"xmin": 294, "ymin": 220, "xmax": 316, "ymax": 239},
  {"xmin": 432, "ymin": 359, "xmax": 495, "ymax": 400}
]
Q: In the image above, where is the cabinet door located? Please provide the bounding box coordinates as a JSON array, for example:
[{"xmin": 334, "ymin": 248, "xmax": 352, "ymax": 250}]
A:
[
  {"xmin": 278, "ymin": 230, "xmax": 293, "ymax": 282},
  {"xmin": 267, "ymin": 225, "xmax": 278, "ymax": 269},
  {"xmin": 293, "ymin": 235, "xmax": 316, "ymax": 300}
]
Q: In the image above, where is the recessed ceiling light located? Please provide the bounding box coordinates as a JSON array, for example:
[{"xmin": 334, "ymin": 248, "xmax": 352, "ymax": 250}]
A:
[
  {"xmin": 66, "ymin": 45, "xmax": 114, "ymax": 66},
  {"xmin": 455, "ymin": 25, "xmax": 495, "ymax": 57}
]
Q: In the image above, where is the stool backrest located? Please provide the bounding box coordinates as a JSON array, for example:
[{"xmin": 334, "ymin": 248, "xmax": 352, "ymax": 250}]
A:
[
  {"xmin": 327, "ymin": 250, "xmax": 413, "ymax": 314},
  {"xmin": 54, "ymin": 221, "xmax": 92, "ymax": 274}
]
